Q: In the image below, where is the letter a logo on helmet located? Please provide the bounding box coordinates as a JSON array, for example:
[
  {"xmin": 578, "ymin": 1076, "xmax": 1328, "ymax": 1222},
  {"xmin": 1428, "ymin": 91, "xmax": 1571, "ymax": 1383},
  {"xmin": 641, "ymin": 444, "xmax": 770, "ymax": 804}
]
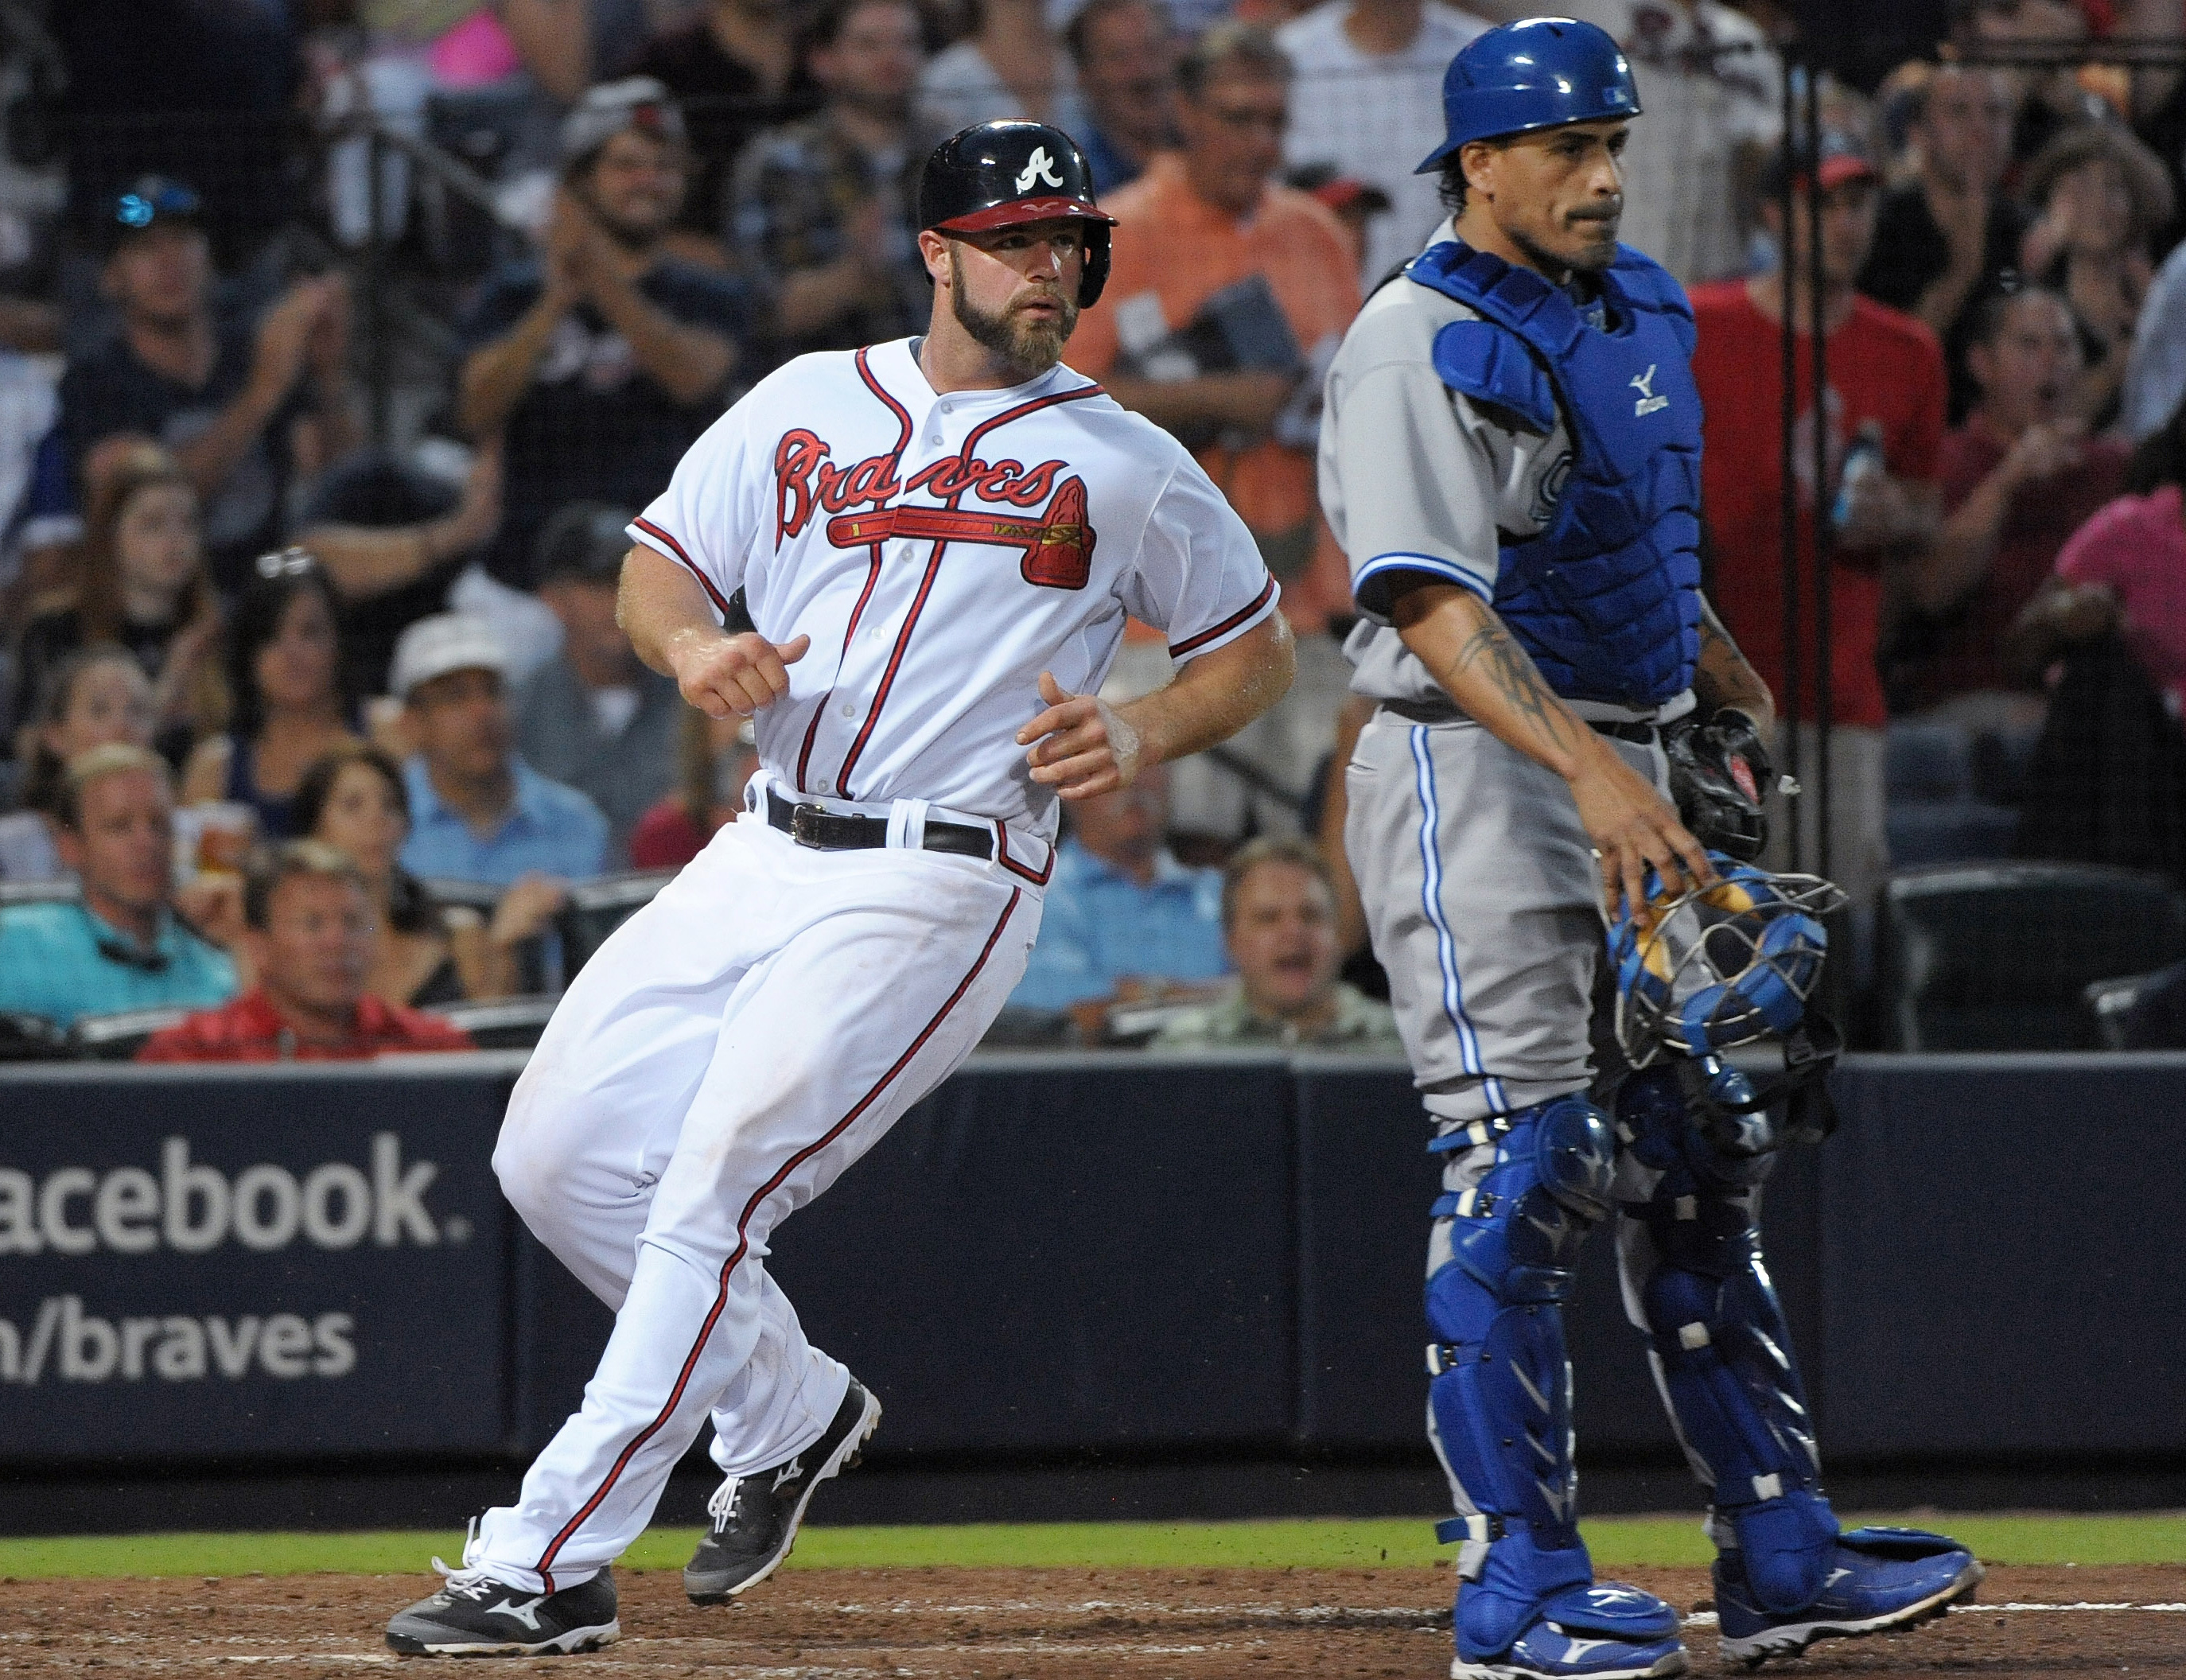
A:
[
  {"xmin": 1016, "ymin": 146, "xmax": 1066, "ymax": 192},
  {"xmin": 920, "ymin": 120, "xmax": 1117, "ymax": 308}
]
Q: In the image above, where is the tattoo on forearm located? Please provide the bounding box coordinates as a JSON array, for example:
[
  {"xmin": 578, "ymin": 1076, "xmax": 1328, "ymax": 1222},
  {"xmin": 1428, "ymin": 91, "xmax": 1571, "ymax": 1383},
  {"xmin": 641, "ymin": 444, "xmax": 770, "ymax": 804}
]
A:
[
  {"xmin": 1696, "ymin": 606, "xmax": 1770, "ymax": 714},
  {"xmin": 1447, "ymin": 622, "xmax": 1576, "ymax": 754}
]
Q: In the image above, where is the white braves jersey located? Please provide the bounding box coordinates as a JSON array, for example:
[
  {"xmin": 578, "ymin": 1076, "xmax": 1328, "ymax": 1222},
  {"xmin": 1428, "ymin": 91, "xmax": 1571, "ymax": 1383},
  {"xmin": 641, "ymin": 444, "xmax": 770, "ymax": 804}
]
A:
[{"xmin": 629, "ymin": 336, "xmax": 1279, "ymax": 840}]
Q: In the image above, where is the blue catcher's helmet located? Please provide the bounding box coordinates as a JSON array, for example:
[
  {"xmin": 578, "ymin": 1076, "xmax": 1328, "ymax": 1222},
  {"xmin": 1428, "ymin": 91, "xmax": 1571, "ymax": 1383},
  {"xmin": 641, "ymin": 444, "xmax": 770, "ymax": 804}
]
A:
[
  {"xmin": 1416, "ymin": 18, "xmax": 1642, "ymax": 175},
  {"xmin": 1607, "ymin": 857, "xmax": 1845, "ymax": 1063}
]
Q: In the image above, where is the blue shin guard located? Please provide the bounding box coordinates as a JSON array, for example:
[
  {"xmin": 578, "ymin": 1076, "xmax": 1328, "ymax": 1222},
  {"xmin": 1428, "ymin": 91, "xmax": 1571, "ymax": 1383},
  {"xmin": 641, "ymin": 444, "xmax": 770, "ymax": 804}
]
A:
[
  {"xmin": 1428, "ymin": 1098, "xmax": 1683, "ymax": 1674},
  {"xmin": 1616, "ymin": 1064, "xmax": 1836, "ymax": 1612}
]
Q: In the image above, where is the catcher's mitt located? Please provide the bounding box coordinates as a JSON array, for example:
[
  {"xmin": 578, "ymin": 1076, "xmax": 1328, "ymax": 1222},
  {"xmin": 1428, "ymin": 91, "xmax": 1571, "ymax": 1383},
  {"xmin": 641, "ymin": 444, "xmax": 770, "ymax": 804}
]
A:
[{"xmin": 1663, "ymin": 707, "xmax": 1773, "ymax": 862}]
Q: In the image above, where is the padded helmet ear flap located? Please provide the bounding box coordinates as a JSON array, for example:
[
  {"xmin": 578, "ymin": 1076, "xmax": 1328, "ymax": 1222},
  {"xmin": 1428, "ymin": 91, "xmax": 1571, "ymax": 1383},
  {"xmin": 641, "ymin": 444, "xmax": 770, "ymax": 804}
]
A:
[{"xmin": 1079, "ymin": 220, "xmax": 1111, "ymax": 309}]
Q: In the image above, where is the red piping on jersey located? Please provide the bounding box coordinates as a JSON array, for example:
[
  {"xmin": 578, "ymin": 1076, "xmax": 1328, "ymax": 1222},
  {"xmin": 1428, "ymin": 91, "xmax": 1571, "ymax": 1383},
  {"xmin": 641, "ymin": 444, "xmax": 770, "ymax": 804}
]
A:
[
  {"xmin": 834, "ymin": 381, "xmax": 1104, "ymax": 800},
  {"xmin": 796, "ymin": 348, "xmax": 919, "ymax": 791},
  {"xmin": 854, "ymin": 344, "xmax": 914, "ymax": 445},
  {"xmin": 795, "ymin": 548, "xmax": 882, "ymax": 792},
  {"xmin": 994, "ymin": 824, "xmax": 1054, "ymax": 886},
  {"xmin": 632, "ymin": 516, "xmax": 733, "ymax": 620},
  {"xmin": 532, "ymin": 886, "xmax": 1025, "ymax": 1592},
  {"xmin": 1169, "ymin": 574, "xmax": 1277, "ymax": 659}
]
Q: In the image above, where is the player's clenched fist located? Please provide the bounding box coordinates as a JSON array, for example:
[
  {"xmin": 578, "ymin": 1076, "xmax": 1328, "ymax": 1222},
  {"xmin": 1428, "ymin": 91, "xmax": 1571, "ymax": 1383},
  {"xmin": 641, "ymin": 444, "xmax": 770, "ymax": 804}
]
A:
[
  {"xmin": 669, "ymin": 628, "xmax": 811, "ymax": 720},
  {"xmin": 1018, "ymin": 671, "xmax": 1142, "ymax": 799}
]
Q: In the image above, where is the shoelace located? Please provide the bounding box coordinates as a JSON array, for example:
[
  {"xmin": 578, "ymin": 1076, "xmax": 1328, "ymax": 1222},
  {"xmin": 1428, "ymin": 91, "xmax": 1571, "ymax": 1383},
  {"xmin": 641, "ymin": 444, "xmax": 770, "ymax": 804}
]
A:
[
  {"xmin": 706, "ymin": 1476, "xmax": 745, "ymax": 1530},
  {"xmin": 430, "ymin": 1516, "xmax": 497, "ymax": 1593}
]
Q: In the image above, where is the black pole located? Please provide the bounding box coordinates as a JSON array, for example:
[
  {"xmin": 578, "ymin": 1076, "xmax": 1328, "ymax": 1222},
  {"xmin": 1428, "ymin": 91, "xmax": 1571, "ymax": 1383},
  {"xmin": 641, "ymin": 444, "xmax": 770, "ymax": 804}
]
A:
[
  {"xmin": 1778, "ymin": 52, "xmax": 1802, "ymax": 870},
  {"xmin": 1805, "ymin": 57, "xmax": 1833, "ymax": 884}
]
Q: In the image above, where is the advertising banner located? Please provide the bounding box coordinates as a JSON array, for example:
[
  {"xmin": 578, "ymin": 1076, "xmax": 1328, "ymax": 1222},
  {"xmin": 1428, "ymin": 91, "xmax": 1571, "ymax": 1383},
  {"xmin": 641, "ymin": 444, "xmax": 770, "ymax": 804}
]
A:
[{"xmin": 0, "ymin": 1062, "xmax": 515, "ymax": 1462}]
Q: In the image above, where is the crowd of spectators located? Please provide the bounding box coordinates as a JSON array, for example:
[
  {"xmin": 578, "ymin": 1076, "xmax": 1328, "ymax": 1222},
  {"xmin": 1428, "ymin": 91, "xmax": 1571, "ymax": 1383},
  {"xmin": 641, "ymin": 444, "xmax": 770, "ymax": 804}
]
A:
[{"xmin": 4, "ymin": 0, "xmax": 2186, "ymax": 1053}]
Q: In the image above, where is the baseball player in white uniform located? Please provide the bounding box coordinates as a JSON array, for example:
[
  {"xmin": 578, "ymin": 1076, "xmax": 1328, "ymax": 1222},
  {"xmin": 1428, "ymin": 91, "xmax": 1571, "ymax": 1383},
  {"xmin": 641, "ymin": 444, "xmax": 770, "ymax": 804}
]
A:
[{"xmin": 385, "ymin": 119, "xmax": 1293, "ymax": 1656}]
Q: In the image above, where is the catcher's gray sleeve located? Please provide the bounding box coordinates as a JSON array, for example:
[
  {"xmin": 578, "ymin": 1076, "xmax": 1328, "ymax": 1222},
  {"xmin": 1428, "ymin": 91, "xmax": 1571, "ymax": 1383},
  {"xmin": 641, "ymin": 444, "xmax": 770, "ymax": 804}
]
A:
[{"xmin": 1319, "ymin": 285, "xmax": 1569, "ymax": 627}]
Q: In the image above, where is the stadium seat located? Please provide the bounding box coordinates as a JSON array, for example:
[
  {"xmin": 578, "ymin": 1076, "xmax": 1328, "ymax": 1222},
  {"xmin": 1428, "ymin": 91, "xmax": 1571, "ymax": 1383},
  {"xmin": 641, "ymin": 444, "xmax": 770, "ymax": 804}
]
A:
[
  {"xmin": 0, "ymin": 1010, "xmax": 69, "ymax": 1061},
  {"xmin": 979, "ymin": 1005, "xmax": 1075, "ymax": 1048},
  {"xmin": 1885, "ymin": 720, "xmax": 1974, "ymax": 802},
  {"xmin": 2082, "ymin": 960, "xmax": 2186, "ymax": 1051},
  {"xmin": 1885, "ymin": 800, "xmax": 2021, "ymax": 869},
  {"xmin": 70, "ymin": 1005, "xmax": 193, "ymax": 1060},
  {"xmin": 1876, "ymin": 863, "xmax": 2186, "ymax": 1050},
  {"xmin": 556, "ymin": 871, "xmax": 675, "ymax": 981},
  {"xmin": 429, "ymin": 994, "xmax": 561, "ymax": 1050}
]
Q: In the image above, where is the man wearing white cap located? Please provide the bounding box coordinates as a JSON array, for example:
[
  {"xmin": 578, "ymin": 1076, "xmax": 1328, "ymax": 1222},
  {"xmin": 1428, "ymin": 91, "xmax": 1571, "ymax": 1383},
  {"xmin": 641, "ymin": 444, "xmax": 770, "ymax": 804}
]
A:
[{"xmin": 392, "ymin": 612, "xmax": 609, "ymax": 886}]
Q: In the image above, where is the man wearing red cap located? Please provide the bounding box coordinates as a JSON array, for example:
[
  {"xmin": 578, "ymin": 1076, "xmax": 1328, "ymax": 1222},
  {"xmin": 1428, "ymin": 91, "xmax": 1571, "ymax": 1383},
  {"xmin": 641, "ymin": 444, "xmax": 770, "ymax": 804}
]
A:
[{"xmin": 1689, "ymin": 135, "xmax": 1948, "ymax": 916}]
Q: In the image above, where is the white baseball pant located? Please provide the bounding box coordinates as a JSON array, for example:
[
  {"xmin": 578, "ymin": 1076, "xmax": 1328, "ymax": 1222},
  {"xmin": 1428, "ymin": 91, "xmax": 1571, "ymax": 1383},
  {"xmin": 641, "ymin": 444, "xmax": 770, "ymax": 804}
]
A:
[{"xmin": 468, "ymin": 801, "xmax": 1043, "ymax": 1592}]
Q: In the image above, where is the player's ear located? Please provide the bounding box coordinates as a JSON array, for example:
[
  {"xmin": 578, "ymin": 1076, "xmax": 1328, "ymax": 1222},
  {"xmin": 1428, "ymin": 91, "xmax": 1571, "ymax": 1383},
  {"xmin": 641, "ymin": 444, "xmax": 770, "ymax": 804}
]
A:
[
  {"xmin": 1459, "ymin": 139, "xmax": 1499, "ymax": 206},
  {"xmin": 919, "ymin": 229, "xmax": 953, "ymax": 288}
]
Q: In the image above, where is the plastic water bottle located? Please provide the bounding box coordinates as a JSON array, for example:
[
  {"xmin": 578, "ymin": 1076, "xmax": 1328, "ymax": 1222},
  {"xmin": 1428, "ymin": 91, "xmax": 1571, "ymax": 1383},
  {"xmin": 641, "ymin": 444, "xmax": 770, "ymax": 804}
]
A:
[{"xmin": 1830, "ymin": 420, "xmax": 1885, "ymax": 532}]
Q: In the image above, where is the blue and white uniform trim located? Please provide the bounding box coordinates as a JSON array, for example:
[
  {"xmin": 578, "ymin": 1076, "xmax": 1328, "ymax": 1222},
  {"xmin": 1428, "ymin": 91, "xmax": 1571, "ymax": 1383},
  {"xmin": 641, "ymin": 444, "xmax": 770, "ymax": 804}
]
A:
[
  {"xmin": 1410, "ymin": 723, "xmax": 1510, "ymax": 1113},
  {"xmin": 1354, "ymin": 552, "xmax": 1493, "ymax": 621}
]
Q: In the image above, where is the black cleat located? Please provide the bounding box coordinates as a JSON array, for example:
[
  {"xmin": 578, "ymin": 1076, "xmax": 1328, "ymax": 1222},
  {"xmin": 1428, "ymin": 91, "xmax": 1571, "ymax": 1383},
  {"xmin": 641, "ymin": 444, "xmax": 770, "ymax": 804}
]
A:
[
  {"xmin": 684, "ymin": 1377, "xmax": 882, "ymax": 1604},
  {"xmin": 385, "ymin": 1565, "xmax": 619, "ymax": 1656}
]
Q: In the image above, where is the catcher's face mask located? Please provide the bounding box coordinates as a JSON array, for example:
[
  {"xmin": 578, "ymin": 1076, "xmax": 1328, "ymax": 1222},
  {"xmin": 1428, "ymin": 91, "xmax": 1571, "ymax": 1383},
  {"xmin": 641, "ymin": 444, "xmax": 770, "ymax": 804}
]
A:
[{"xmin": 1606, "ymin": 856, "xmax": 1846, "ymax": 1065}]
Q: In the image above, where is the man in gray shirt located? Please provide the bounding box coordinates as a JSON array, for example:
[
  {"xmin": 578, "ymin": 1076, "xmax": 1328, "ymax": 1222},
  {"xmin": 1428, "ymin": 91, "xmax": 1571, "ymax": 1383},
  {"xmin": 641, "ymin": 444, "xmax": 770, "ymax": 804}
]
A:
[{"xmin": 513, "ymin": 503, "xmax": 685, "ymax": 865}]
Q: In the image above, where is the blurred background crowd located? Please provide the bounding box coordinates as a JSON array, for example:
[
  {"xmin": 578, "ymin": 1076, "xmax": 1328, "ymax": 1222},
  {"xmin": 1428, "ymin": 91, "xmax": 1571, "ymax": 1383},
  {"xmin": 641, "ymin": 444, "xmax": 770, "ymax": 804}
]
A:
[{"xmin": 4, "ymin": 0, "xmax": 2186, "ymax": 1060}]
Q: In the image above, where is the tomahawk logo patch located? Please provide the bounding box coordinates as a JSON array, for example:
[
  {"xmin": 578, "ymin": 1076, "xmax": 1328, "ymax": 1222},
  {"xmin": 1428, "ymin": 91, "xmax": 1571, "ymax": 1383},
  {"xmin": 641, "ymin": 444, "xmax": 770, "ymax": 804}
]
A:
[
  {"xmin": 1016, "ymin": 147, "xmax": 1065, "ymax": 192},
  {"xmin": 1632, "ymin": 364, "xmax": 1669, "ymax": 417}
]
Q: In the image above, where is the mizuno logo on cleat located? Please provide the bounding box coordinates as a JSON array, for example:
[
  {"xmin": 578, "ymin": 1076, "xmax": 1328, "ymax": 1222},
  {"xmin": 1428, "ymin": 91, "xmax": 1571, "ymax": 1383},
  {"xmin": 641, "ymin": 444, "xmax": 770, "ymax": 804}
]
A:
[
  {"xmin": 488, "ymin": 1597, "xmax": 544, "ymax": 1631},
  {"xmin": 772, "ymin": 1456, "xmax": 805, "ymax": 1491}
]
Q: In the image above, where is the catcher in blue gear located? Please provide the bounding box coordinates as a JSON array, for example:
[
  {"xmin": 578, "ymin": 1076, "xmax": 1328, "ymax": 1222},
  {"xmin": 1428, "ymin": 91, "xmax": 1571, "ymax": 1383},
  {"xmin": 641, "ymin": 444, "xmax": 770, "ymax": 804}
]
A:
[{"xmin": 1322, "ymin": 18, "xmax": 1981, "ymax": 1679}]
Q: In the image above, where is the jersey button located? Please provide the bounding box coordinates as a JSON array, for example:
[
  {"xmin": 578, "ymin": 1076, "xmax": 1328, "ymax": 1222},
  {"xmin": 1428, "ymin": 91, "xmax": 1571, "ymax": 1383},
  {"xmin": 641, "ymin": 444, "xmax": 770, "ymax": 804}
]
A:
[
  {"xmin": 841, "ymin": 703, "xmax": 855, "ymax": 718},
  {"xmin": 815, "ymin": 780, "xmax": 832, "ymax": 794}
]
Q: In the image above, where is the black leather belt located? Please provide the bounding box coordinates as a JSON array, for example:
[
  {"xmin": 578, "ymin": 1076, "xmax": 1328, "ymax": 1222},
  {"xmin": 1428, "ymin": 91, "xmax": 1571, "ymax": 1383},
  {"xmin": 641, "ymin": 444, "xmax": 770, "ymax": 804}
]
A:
[
  {"xmin": 764, "ymin": 787, "xmax": 994, "ymax": 859},
  {"xmin": 1589, "ymin": 718, "xmax": 1659, "ymax": 745}
]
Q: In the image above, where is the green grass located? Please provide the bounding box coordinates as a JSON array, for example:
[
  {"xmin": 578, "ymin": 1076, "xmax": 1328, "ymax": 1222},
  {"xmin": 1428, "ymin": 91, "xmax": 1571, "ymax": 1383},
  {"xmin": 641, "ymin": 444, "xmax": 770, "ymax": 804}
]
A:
[{"xmin": 2, "ymin": 1512, "xmax": 2181, "ymax": 1581}]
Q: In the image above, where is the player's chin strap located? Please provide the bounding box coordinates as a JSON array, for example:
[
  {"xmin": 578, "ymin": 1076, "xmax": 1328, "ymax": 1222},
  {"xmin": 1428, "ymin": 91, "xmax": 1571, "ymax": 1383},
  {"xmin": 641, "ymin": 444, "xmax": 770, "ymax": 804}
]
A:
[{"xmin": 1677, "ymin": 1013, "xmax": 1844, "ymax": 1154}]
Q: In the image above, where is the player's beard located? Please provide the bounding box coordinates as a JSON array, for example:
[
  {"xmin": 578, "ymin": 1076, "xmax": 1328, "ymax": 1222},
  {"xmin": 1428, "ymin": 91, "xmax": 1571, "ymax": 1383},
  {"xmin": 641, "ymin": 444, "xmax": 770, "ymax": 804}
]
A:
[{"xmin": 949, "ymin": 251, "xmax": 1076, "ymax": 375}]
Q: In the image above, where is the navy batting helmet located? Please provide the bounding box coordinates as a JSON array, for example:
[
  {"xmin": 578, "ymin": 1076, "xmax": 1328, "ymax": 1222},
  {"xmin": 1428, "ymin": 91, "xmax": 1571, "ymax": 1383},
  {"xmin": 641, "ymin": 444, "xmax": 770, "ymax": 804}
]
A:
[
  {"xmin": 919, "ymin": 120, "xmax": 1116, "ymax": 308},
  {"xmin": 1415, "ymin": 18, "xmax": 1642, "ymax": 175}
]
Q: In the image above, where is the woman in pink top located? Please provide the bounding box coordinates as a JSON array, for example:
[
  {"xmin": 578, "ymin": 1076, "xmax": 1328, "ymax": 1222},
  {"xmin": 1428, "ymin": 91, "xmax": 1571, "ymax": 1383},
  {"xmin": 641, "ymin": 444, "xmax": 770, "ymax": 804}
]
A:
[{"xmin": 2012, "ymin": 405, "xmax": 2186, "ymax": 709}]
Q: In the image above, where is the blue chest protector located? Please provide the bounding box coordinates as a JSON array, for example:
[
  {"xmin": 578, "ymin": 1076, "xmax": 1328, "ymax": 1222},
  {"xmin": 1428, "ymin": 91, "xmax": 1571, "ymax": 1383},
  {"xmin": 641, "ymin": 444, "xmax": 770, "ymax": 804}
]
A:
[{"xmin": 1406, "ymin": 239, "xmax": 1702, "ymax": 706}]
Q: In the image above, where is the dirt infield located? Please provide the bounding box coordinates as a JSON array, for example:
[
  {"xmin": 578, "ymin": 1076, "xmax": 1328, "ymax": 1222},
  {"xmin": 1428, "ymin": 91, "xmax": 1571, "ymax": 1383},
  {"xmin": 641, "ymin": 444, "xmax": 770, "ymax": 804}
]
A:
[{"xmin": 2, "ymin": 1564, "xmax": 2179, "ymax": 1676}]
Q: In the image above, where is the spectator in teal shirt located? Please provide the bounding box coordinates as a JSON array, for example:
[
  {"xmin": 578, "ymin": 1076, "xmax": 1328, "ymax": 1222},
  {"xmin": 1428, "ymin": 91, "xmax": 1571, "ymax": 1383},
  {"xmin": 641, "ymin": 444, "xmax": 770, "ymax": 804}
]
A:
[
  {"xmin": 0, "ymin": 744, "xmax": 235, "ymax": 1028},
  {"xmin": 1011, "ymin": 764, "xmax": 1230, "ymax": 1013},
  {"xmin": 391, "ymin": 612, "xmax": 610, "ymax": 889}
]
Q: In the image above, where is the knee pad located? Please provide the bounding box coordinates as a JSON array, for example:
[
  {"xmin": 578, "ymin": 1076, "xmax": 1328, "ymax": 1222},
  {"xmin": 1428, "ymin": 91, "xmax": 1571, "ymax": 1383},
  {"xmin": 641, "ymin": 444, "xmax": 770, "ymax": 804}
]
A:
[{"xmin": 1424, "ymin": 1098, "xmax": 1616, "ymax": 1559}]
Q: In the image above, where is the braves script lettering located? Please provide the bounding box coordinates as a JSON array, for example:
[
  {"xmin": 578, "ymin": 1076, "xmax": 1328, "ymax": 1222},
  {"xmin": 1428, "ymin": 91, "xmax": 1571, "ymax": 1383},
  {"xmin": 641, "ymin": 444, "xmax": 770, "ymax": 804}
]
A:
[{"xmin": 774, "ymin": 430, "xmax": 1073, "ymax": 549}]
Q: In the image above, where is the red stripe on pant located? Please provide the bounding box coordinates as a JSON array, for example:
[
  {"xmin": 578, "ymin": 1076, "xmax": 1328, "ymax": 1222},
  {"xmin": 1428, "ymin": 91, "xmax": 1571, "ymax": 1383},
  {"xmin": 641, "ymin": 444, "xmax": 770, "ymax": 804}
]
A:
[{"xmin": 532, "ymin": 887, "xmax": 1025, "ymax": 1589}]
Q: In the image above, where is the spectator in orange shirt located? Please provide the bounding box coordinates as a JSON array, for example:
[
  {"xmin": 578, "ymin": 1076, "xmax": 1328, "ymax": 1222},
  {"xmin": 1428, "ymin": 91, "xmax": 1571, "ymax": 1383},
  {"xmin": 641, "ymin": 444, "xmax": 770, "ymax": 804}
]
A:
[
  {"xmin": 1066, "ymin": 21, "xmax": 1362, "ymax": 628},
  {"xmin": 138, "ymin": 840, "xmax": 475, "ymax": 1062}
]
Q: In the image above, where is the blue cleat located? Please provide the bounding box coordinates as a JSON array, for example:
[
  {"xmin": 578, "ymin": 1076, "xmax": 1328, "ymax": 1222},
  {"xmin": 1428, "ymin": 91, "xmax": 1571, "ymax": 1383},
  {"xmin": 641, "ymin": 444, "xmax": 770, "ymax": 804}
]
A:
[
  {"xmin": 1714, "ymin": 1525, "xmax": 1983, "ymax": 1666},
  {"xmin": 1453, "ymin": 1581, "xmax": 1690, "ymax": 1680}
]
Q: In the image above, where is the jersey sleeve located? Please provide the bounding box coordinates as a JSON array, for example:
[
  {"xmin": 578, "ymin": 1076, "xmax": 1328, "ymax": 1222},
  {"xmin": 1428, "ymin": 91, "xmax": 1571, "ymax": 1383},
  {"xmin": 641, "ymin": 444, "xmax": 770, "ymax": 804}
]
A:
[
  {"xmin": 627, "ymin": 400, "xmax": 766, "ymax": 623},
  {"xmin": 1122, "ymin": 452, "xmax": 1280, "ymax": 663},
  {"xmin": 1325, "ymin": 356, "xmax": 1504, "ymax": 623}
]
